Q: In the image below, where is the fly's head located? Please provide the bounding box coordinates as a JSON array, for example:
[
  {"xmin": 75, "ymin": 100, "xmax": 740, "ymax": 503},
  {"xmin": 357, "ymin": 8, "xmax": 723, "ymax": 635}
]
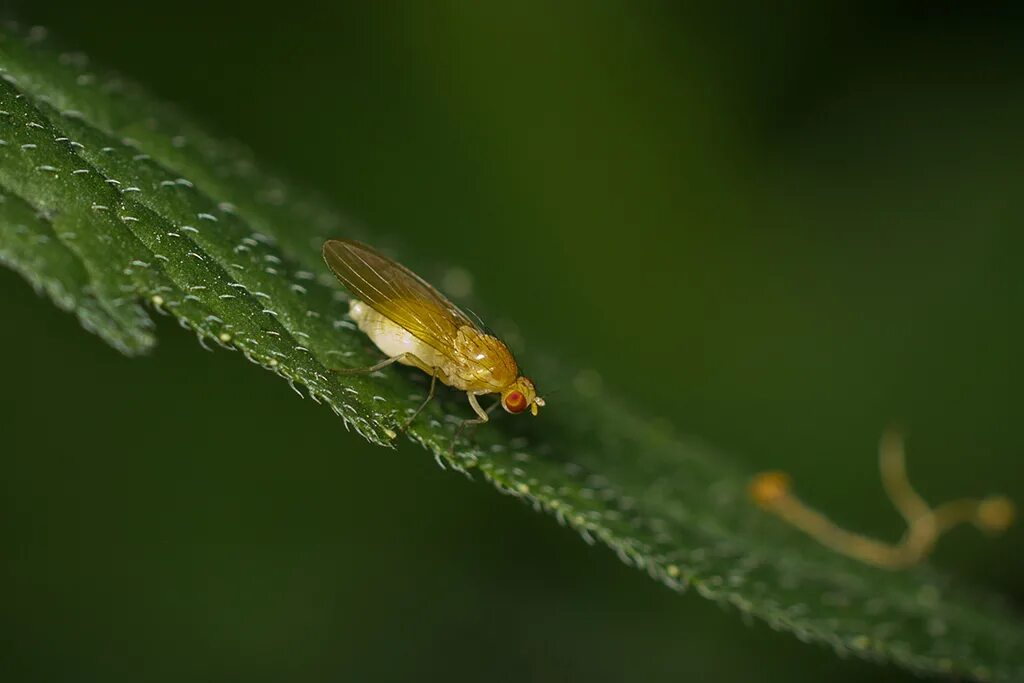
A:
[{"xmin": 501, "ymin": 376, "xmax": 545, "ymax": 416}]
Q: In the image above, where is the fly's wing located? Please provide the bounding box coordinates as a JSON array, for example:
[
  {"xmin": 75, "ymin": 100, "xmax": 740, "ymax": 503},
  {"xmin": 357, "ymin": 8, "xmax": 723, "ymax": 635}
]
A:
[{"xmin": 322, "ymin": 239, "xmax": 478, "ymax": 356}]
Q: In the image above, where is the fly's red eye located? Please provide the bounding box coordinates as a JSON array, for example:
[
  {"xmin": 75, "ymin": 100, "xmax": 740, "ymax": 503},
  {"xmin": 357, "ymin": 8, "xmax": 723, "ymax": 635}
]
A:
[{"xmin": 504, "ymin": 391, "xmax": 527, "ymax": 413}]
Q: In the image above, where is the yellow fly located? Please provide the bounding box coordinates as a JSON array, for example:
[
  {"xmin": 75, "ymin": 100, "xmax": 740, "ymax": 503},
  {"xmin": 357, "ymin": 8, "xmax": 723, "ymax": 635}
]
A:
[{"xmin": 322, "ymin": 239, "xmax": 545, "ymax": 443}]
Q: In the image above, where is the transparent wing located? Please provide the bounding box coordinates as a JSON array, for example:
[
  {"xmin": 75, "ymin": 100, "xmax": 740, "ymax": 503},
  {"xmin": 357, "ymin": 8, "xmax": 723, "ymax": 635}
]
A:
[{"xmin": 322, "ymin": 239, "xmax": 478, "ymax": 356}]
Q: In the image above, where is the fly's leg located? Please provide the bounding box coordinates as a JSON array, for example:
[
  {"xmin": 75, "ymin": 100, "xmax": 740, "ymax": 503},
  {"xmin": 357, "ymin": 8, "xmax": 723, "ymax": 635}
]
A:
[
  {"xmin": 448, "ymin": 393, "xmax": 490, "ymax": 457},
  {"xmin": 329, "ymin": 353, "xmax": 416, "ymax": 375},
  {"xmin": 330, "ymin": 353, "xmax": 440, "ymax": 437},
  {"xmin": 397, "ymin": 370, "xmax": 438, "ymax": 434}
]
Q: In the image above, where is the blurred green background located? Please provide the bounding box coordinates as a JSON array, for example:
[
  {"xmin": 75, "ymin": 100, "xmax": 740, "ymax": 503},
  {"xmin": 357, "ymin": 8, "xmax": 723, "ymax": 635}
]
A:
[{"xmin": 2, "ymin": 2, "xmax": 1023, "ymax": 681}]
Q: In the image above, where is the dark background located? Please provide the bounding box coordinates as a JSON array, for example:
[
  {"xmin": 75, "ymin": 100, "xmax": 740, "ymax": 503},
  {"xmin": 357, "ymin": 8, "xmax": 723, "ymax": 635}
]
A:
[{"xmin": 2, "ymin": 2, "xmax": 1023, "ymax": 681}]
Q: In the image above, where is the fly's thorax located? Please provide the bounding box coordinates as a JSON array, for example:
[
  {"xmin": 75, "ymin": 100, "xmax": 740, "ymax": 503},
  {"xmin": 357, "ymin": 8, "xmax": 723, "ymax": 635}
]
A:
[{"xmin": 451, "ymin": 326, "xmax": 518, "ymax": 392}]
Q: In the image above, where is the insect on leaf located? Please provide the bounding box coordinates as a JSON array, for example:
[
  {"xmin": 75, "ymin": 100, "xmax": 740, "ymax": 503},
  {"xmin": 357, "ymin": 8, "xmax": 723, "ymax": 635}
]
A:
[{"xmin": 0, "ymin": 23, "xmax": 1022, "ymax": 683}]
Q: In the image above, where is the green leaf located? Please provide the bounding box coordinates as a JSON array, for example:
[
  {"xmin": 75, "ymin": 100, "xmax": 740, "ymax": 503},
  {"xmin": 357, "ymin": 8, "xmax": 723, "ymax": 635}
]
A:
[{"xmin": 1, "ymin": 22, "xmax": 1022, "ymax": 682}]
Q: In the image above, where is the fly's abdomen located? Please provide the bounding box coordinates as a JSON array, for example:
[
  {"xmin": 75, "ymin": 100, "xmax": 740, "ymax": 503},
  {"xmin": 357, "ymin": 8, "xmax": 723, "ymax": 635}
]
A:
[{"xmin": 349, "ymin": 299, "xmax": 450, "ymax": 379}]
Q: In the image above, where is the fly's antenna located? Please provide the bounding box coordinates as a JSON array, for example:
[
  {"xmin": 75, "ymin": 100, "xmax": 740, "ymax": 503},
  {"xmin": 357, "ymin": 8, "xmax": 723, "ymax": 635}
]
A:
[{"xmin": 749, "ymin": 428, "xmax": 1015, "ymax": 569}]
